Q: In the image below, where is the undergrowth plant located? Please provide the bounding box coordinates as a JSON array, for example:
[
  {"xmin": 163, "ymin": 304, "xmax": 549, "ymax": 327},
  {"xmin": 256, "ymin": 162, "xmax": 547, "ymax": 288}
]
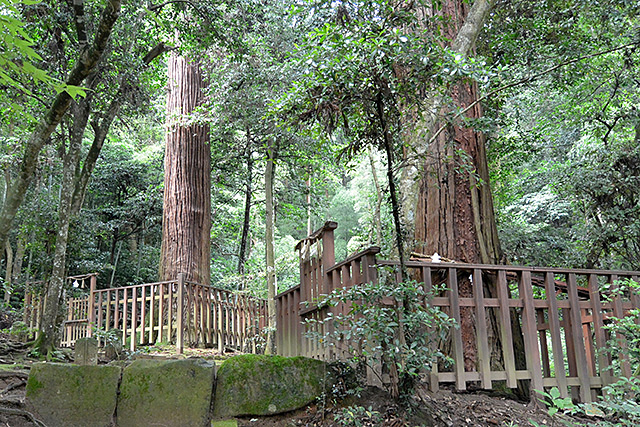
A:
[{"xmin": 305, "ymin": 279, "xmax": 455, "ymax": 400}]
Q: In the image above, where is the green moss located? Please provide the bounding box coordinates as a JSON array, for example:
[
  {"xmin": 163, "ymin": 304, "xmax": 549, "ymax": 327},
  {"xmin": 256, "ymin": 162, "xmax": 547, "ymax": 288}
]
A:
[
  {"xmin": 211, "ymin": 421, "xmax": 238, "ymax": 427},
  {"xmin": 25, "ymin": 377, "xmax": 43, "ymax": 397},
  {"xmin": 26, "ymin": 363, "xmax": 121, "ymax": 427},
  {"xmin": 117, "ymin": 359, "xmax": 215, "ymax": 427},
  {"xmin": 213, "ymin": 354, "xmax": 331, "ymax": 417}
]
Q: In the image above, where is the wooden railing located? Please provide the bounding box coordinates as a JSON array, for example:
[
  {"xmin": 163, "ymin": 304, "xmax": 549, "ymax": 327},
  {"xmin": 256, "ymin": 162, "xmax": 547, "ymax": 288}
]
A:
[
  {"xmin": 26, "ymin": 273, "xmax": 267, "ymax": 353},
  {"xmin": 23, "ymin": 274, "xmax": 97, "ymax": 345},
  {"xmin": 380, "ymin": 261, "xmax": 640, "ymax": 403},
  {"xmin": 81, "ymin": 274, "xmax": 267, "ymax": 353},
  {"xmin": 277, "ymin": 222, "xmax": 640, "ymax": 403}
]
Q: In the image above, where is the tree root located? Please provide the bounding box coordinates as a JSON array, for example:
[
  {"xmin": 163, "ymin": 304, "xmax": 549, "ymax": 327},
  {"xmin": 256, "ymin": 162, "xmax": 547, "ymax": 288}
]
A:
[{"xmin": 0, "ymin": 407, "xmax": 47, "ymax": 427}]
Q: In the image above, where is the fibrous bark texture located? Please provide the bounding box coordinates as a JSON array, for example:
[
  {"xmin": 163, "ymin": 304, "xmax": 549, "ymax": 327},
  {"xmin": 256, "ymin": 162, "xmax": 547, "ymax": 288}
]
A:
[
  {"xmin": 159, "ymin": 54, "xmax": 211, "ymax": 285},
  {"xmin": 412, "ymin": 0, "xmax": 502, "ymax": 373}
]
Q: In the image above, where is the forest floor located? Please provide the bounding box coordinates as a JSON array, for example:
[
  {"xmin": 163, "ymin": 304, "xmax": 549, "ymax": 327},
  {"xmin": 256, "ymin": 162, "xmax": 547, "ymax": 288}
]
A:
[{"xmin": 0, "ymin": 338, "xmax": 597, "ymax": 427}]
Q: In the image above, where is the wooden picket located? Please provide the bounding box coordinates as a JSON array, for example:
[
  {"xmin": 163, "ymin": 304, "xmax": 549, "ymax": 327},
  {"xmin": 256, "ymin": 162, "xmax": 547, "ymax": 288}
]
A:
[{"xmin": 276, "ymin": 221, "xmax": 640, "ymax": 403}]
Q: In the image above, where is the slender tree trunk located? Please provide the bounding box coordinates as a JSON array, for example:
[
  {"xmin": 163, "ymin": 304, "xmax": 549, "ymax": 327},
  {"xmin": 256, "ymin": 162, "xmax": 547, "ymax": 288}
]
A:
[
  {"xmin": 368, "ymin": 148, "xmax": 383, "ymax": 247},
  {"xmin": 40, "ymin": 101, "xmax": 87, "ymax": 352},
  {"xmin": 264, "ymin": 141, "xmax": 278, "ymax": 355},
  {"xmin": 376, "ymin": 92, "xmax": 407, "ymax": 282},
  {"xmin": 3, "ymin": 240, "xmax": 13, "ymax": 304},
  {"xmin": 0, "ymin": 0, "xmax": 121, "ymax": 248},
  {"xmin": 159, "ymin": 53, "xmax": 211, "ymax": 285},
  {"xmin": 12, "ymin": 236, "xmax": 25, "ymax": 283},
  {"xmin": 237, "ymin": 141, "xmax": 254, "ymax": 285}
]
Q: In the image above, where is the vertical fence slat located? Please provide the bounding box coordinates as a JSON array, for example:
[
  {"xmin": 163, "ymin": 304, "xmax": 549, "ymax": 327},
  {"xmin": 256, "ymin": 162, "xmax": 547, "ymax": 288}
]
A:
[
  {"xmin": 519, "ymin": 270, "xmax": 544, "ymax": 400},
  {"xmin": 497, "ymin": 270, "xmax": 517, "ymax": 389},
  {"xmin": 176, "ymin": 274, "xmax": 185, "ymax": 354},
  {"xmin": 472, "ymin": 269, "xmax": 491, "ymax": 389},
  {"xmin": 448, "ymin": 268, "xmax": 466, "ymax": 391},
  {"xmin": 588, "ymin": 274, "xmax": 611, "ymax": 388},
  {"xmin": 610, "ymin": 274, "xmax": 632, "ymax": 378},
  {"xmin": 631, "ymin": 275, "xmax": 640, "ymax": 326},
  {"xmin": 544, "ymin": 272, "xmax": 569, "ymax": 398},
  {"xmin": 567, "ymin": 273, "xmax": 592, "ymax": 402},
  {"xmin": 88, "ymin": 275, "xmax": 96, "ymax": 337},
  {"xmin": 130, "ymin": 288, "xmax": 137, "ymax": 352},
  {"xmin": 149, "ymin": 285, "xmax": 155, "ymax": 344}
]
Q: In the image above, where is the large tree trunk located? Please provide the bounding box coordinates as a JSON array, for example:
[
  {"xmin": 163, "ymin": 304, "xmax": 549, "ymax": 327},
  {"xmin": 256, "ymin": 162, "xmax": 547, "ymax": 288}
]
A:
[
  {"xmin": 159, "ymin": 54, "xmax": 211, "ymax": 285},
  {"xmin": 263, "ymin": 141, "xmax": 278, "ymax": 355},
  {"xmin": 398, "ymin": 0, "xmax": 495, "ymax": 239},
  {"xmin": 408, "ymin": 0, "xmax": 528, "ymax": 396}
]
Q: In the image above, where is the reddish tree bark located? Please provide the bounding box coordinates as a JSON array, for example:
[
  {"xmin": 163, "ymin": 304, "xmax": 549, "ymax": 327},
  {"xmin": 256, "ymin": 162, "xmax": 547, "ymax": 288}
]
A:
[
  {"xmin": 414, "ymin": 0, "xmax": 503, "ymax": 372},
  {"xmin": 159, "ymin": 54, "xmax": 211, "ymax": 285}
]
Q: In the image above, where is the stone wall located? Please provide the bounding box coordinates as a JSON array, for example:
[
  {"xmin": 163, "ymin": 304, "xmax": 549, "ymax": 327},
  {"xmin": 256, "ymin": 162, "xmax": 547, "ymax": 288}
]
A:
[{"xmin": 26, "ymin": 355, "xmax": 332, "ymax": 426}]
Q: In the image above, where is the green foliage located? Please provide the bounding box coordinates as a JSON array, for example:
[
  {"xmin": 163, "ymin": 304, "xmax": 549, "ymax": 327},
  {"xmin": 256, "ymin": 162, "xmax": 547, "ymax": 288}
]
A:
[
  {"xmin": 0, "ymin": 0, "xmax": 84, "ymax": 106},
  {"xmin": 306, "ymin": 279, "xmax": 455, "ymax": 398},
  {"xmin": 536, "ymin": 387, "xmax": 576, "ymax": 417},
  {"xmin": 334, "ymin": 405, "xmax": 383, "ymax": 427}
]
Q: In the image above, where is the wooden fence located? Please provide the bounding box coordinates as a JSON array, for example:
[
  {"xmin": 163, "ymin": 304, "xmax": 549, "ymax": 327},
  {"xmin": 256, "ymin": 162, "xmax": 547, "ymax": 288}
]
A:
[
  {"xmin": 276, "ymin": 222, "xmax": 640, "ymax": 403},
  {"xmin": 23, "ymin": 274, "xmax": 97, "ymax": 344},
  {"xmin": 25, "ymin": 274, "xmax": 267, "ymax": 353}
]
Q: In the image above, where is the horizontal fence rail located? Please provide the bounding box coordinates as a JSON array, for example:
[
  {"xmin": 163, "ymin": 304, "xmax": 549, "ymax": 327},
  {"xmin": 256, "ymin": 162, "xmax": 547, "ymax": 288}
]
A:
[
  {"xmin": 87, "ymin": 275, "xmax": 268, "ymax": 353},
  {"xmin": 378, "ymin": 260, "xmax": 640, "ymax": 403},
  {"xmin": 278, "ymin": 222, "xmax": 640, "ymax": 404},
  {"xmin": 25, "ymin": 274, "xmax": 268, "ymax": 354}
]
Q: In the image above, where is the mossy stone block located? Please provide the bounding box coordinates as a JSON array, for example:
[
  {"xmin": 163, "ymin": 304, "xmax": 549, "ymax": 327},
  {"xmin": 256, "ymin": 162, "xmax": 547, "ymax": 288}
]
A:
[
  {"xmin": 213, "ymin": 354, "xmax": 329, "ymax": 417},
  {"xmin": 117, "ymin": 358, "xmax": 215, "ymax": 427},
  {"xmin": 26, "ymin": 362, "xmax": 121, "ymax": 427}
]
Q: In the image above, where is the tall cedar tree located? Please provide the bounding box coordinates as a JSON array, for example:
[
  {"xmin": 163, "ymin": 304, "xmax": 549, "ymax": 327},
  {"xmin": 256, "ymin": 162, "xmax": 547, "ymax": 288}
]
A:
[{"xmin": 159, "ymin": 54, "xmax": 211, "ymax": 285}]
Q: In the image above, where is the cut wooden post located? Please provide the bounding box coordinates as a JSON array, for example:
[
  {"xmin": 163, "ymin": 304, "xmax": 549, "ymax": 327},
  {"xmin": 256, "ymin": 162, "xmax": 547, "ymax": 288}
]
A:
[
  {"xmin": 567, "ymin": 273, "xmax": 592, "ymax": 402},
  {"xmin": 588, "ymin": 274, "xmax": 612, "ymax": 388},
  {"xmin": 140, "ymin": 286, "xmax": 147, "ymax": 345},
  {"xmin": 130, "ymin": 288, "xmax": 137, "ymax": 352},
  {"xmin": 87, "ymin": 275, "xmax": 97, "ymax": 337},
  {"xmin": 472, "ymin": 269, "xmax": 491, "ymax": 389},
  {"xmin": 122, "ymin": 288, "xmax": 128, "ymax": 348},
  {"xmin": 537, "ymin": 309, "xmax": 551, "ymax": 378},
  {"xmin": 176, "ymin": 273, "xmax": 185, "ymax": 354},
  {"xmin": 544, "ymin": 272, "xmax": 569, "ymax": 398},
  {"xmin": 448, "ymin": 268, "xmax": 466, "ymax": 391},
  {"xmin": 519, "ymin": 270, "xmax": 544, "ymax": 403},
  {"xmin": 149, "ymin": 285, "xmax": 155, "ymax": 344},
  {"xmin": 497, "ymin": 270, "xmax": 517, "ymax": 389},
  {"xmin": 322, "ymin": 226, "xmax": 336, "ymax": 296},
  {"xmin": 610, "ymin": 275, "xmax": 632, "ymax": 378}
]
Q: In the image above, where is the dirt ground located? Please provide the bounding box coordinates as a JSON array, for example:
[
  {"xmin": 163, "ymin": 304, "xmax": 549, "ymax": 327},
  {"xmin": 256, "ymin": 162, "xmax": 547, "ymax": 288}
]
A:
[{"xmin": 0, "ymin": 338, "xmax": 595, "ymax": 427}]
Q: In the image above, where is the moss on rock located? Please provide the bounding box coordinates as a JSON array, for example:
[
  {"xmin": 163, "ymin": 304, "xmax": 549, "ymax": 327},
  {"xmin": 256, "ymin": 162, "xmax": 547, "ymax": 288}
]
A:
[
  {"xmin": 26, "ymin": 363, "xmax": 121, "ymax": 427},
  {"xmin": 117, "ymin": 358, "xmax": 215, "ymax": 427},
  {"xmin": 212, "ymin": 354, "xmax": 331, "ymax": 417}
]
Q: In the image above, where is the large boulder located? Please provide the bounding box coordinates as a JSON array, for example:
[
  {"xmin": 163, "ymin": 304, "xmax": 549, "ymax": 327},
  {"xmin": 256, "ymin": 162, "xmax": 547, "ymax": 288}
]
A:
[
  {"xmin": 213, "ymin": 354, "xmax": 330, "ymax": 417},
  {"xmin": 26, "ymin": 363, "xmax": 121, "ymax": 427},
  {"xmin": 116, "ymin": 358, "xmax": 215, "ymax": 427}
]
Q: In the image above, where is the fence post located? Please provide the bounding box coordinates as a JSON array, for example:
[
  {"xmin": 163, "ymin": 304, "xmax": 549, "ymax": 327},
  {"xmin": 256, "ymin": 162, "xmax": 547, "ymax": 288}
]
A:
[
  {"xmin": 176, "ymin": 273, "xmax": 185, "ymax": 354},
  {"xmin": 87, "ymin": 274, "xmax": 97, "ymax": 337},
  {"xmin": 322, "ymin": 225, "xmax": 336, "ymax": 295}
]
